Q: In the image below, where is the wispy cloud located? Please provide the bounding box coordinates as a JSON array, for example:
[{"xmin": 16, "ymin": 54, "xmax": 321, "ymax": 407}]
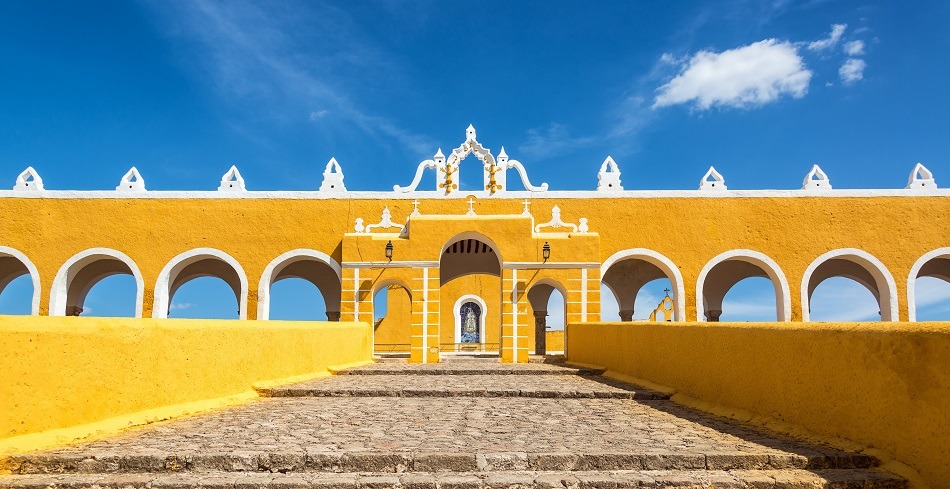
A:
[
  {"xmin": 517, "ymin": 123, "xmax": 598, "ymax": 160},
  {"xmin": 170, "ymin": 302, "xmax": 192, "ymax": 311},
  {"xmin": 653, "ymin": 39, "xmax": 812, "ymax": 110},
  {"xmin": 839, "ymin": 58, "xmax": 866, "ymax": 85},
  {"xmin": 143, "ymin": 0, "xmax": 434, "ymax": 155},
  {"xmin": 808, "ymin": 23, "xmax": 847, "ymax": 51},
  {"xmin": 844, "ymin": 40, "xmax": 865, "ymax": 56},
  {"xmin": 809, "ymin": 277, "xmax": 882, "ymax": 321}
]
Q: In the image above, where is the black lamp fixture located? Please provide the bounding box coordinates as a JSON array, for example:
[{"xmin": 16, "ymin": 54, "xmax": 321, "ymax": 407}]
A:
[
  {"xmin": 542, "ymin": 242, "xmax": 551, "ymax": 262},
  {"xmin": 385, "ymin": 240, "xmax": 394, "ymax": 261}
]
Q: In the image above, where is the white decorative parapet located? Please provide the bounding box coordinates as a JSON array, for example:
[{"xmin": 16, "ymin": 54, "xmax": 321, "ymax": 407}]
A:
[
  {"xmin": 596, "ymin": 156, "xmax": 623, "ymax": 191},
  {"xmin": 116, "ymin": 167, "xmax": 146, "ymax": 192},
  {"xmin": 802, "ymin": 164, "xmax": 832, "ymax": 190},
  {"xmin": 498, "ymin": 146, "xmax": 548, "ymax": 193},
  {"xmin": 699, "ymin": 166, "xmax": 726, "ymax": 191},
  {"xmin": 357, "ymin": 206, "xmax": 405, "ymax": 233},
  {"xmin": 218, "ymin": 165, "xmax": 246, "ymax": 191},
  {"xmin": 13, "ymin": 167, "xmax": 44, "ymax": 191},
  {"xmin": 906, "ymin": 163, "xmax": 937, "ymax": 190},
  {"xmin": 394, "ymin": 149, "xmax": 440, "ymax": 193},
  {"xmin": 320, "ymin": 157, "xmax": 347, "ymax": 192},
  {"xmin": 535, "ymin": 205, "xmax": 588, "ymax": 233}
]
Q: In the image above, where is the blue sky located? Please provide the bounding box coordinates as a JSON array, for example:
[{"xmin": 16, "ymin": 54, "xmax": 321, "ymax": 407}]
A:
[{"xmin": 0, "ymin": 1, "xmax": 947, "ymax": 323}]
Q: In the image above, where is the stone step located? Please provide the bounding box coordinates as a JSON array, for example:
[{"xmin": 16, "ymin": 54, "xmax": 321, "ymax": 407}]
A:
[
  {"xmin": 0, "ymin": 468, "xmax": 907, "ymax": 488},
  {"xmin": 256, "ymin": 374, "xmax": 666, "ymax": 399},
  {"xmin": 337, "ymin": 364, "xmax": 604, "ymax": 376},
  {"xmin": 2, "ymin": 450, "xmax": 881, "ymax": 475}
]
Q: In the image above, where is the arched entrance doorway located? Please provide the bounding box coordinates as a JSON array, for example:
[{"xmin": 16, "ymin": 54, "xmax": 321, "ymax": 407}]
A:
[{"xmin": 440, "ymin": 234, "xmax": 501, "ymax": 355}]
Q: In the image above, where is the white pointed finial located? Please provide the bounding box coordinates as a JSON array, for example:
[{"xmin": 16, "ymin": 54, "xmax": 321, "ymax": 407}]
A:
[
  {"xmin": 13, "ymin": 166, "xmax": 44, "ymax": 191},
  {"xmin": 802, "ymin": 164, "xmax": 831, "ymax": 190},
  {"xmin": 699, "ymin": 166, "xmax": 726, "ymax": 191},
  {"xmin": 906, "ymin": 163, "xmax": 937, "ymax": 189},
  {"xmin": 218, "ymin": 165, "xmax": 246, "ymax": 191},
  {"xmin": 434, "ymin": 148, "xmax": 445, "ymax": 162},
  {"xmin": 498, "ymin": 146, "xmax": 509, "ymax": 162},
  {"xmin": 320, "ymin": 157, "xmax": 347, "ymax": 192},
  {"xmin": 466, "ymin": 124, "xmax": 476, "ymax": 141},
  {"xmin": 597, "ymin": 156, "xmax": 623, "ymax": 191},
  {"xmin": 116, "ymin": 167, "xmax": 146, "ymax": 191}
]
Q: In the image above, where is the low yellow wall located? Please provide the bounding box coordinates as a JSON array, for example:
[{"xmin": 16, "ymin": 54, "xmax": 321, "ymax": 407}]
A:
[
  {"xmin": 545, "ymin": 330, "xmax": 564, "ymax": 352},
  {"xmin": 0, "ymin": 315, "xmax": 372, "ymax": 443},
  {"xmin": 567, "ymin": 322, "xmax": 950, "ymax": 487}
]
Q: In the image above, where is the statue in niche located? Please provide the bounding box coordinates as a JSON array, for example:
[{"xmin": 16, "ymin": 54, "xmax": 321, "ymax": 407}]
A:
[{"xmin": 460, "ymin": 302, "xmax": 481, "ymax": 343}]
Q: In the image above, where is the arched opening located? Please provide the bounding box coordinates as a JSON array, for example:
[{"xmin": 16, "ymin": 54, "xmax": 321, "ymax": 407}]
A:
[
  {"xmin": 154, "ymin": 248, "xmax": 248, "ymax": 319},
  {"xmin": 696, "ymin": 250, "xmax": 790, "ymax": 321},
  {"xmin": 527, "ymin": 281, "xmax": 567, "ymax": 355},
  {"xmin": 167, "ymin": 277, "xmax": 239, "ymax": 319},
  {"xmin": 0, "ymin": 247, "xmax": 40, "ymax": 315},
  {"xmin": 440, "ymin": 233, "xmax": 502, "ymax": 354},
  {"xmin": 601, "ymin": 249, "xmax": 685, "ymax": 321},
  {"xmin": 258, "ymin": 250, "xmax": 342, "ymax": 321},
  {"xmin": 373, "ymin": 282, "xmax": 412, "ymax": 354},
  {"xmin": 50, "ymin": 248, "xmax": 144, "ymax": 317},
  {"xmin": 908, "ymin": 248, "xmax": 950, "ymax": 321},
  {"xmin": 80, "ymin": 275, "xmax": 138, "ymax": 317},
  {"xmin": 802, "ymin": 249, "xmax": 898, "ymax": 322}
]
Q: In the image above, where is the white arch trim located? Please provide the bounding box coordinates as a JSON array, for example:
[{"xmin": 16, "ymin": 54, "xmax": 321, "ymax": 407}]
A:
[
  {"xmin": 153, "ymin": 248, "xmax": 248, "ymax": 319},
  {"xmin": 695, "ymin": 249, "xmax": 792, "ymax": 322},
  {"xmin": 257, "ymin": 249, "xmax": 342, "ymax": 321},
  {"xmin": 801, "ymin": 248, "xmax": 899, "ymax": 322},
  {"xmin": 49, "ymin": 248, "xmax": 144, "ymax": 317},
  {"xmin": 907, "ymin": 247, "xmax": 950, "ymax": 322},
  {"xmin": 0, "ymin": 246, "xmax": 41, "ymax": 315},
  {"xmin": 440, "ymin": 231, "xmax": 504, "ymax": 266},
  {"xmin": 601, "ymin": 248, "xmax": 686, "ymax": 321},
  {"xmin": 454, "ymin": 294, "xmax": 487, "ymax": 344}
]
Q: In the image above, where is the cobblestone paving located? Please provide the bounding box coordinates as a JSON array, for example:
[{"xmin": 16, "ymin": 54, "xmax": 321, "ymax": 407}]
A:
[
  {"xmin": 336, "ymin": 362, "xmax": 601, "ymax": 376},
  {"xmin": 258, "ymin": 374, "xmax": 665, "ymax": 399}
]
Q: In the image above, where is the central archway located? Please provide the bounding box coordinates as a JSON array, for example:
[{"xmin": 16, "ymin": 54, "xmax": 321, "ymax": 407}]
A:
[{"xmin": 439, "ymin": 233, "xmax": 502, "ymax": 354}]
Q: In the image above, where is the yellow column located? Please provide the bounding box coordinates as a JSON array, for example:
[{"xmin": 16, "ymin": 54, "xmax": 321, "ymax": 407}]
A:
[
  {"xmin": 410, "ymin": 267, "xmax": 440, "ymax": 363},
  {"xmin": 501, "ymin": 268, "xmax": 529, "ymax": 363}
]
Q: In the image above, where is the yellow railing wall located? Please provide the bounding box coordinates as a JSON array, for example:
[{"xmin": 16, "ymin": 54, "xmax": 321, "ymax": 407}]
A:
[
  {"xmin": 0, "ymin": 316, "xmax": 372, "ymax": 443},
  {"xmin": 567, "ymin": 321, "xmax": 950, "ymax": 487}
]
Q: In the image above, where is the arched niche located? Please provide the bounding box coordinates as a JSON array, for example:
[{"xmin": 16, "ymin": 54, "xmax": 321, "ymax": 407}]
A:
[
  {"xmin": 601, "ymin": 249, "xmax": 686, "ymax": 321},
  {"xmin": 908, "ymin": 248, "xmax": 950, "ymax": 322},
  {"xmin": 49, "ymin": 248, "xmax": 144, "ymax": 317},
  {"xmin": 695, "ymin": 250, "xmax": 791, "ymax": 322},
  {"xmin": 0, "ymin": 246, "xmax": 41, "ymax": 315},
  {"xmin": 257, "ymin": 249, "xmax": 342, "ymax": 321},
  {"xmin": 801, "ymin": 248, "xmax": 898, "ymax": 322},
  {"xmin": 154, "ymin": 248, "xmax": 248, "ymax": 319}
]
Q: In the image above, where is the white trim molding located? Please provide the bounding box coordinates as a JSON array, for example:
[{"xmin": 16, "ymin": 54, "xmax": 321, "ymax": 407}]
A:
[
  {"xmin": 153, "ymin": 248, "xmax": 248, "ymax": 319},
  {"xmin": 454, "ymin": 294, "xmax": 487, "ymax": 345},
  {"xmin": 257, "ymin": 249, "xmax": 342, "ymax": 321},
  {"xmin": 0, "ymin": 246, "xmax": 41, "ymax": 315},
  {"xmin": 801, "ymin": 248, "xmax": 899, "ymax": 322},
  {"xmin": 907, "ymin": 247, "xmax": 950, "ymax": 322},
  {"xmin": 601, "ymin": 248, "xmax": 687, "ymax": 321},
  {"xmin": 49, "ymin": 248, "xmax": 144, "ymax": 317},
  {"xmin": 695, "ymin": 249, "xmax": 792, "ymax": 322},
  {"xmin": 503, "ymin": 262, "xmax": 600, "ymax": 269}
]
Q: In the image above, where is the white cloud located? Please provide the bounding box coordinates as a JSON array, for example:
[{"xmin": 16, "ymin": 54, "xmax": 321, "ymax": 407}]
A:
[
  {"xmin": 844, "ymin": 40, "xmax": 865, "ymax": 56},
  {"xmin": 839, "ymin": 58, "xmax": 866, "ymax": 85},
  {"xmin": 308, "ymin": 110, "xmax": 328, "ymax": 121},
  {"xmin": 170, "ymin": 302, "xmax": 192, "ymax": 311},
  {"xmin": 653, "ymin": 39, "xmax": 812, "ymax": 110},
  {"xmin": 809, "ymin": 277, "xmax": 881, "ymax": 321},
  {"xmin": 808, "ymin": 24, "xmax": 847, "ymax": 51}
]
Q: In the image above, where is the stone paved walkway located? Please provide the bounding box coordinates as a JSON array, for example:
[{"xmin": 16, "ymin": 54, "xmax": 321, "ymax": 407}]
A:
[{"xmin": 0, "ymin": 359, "xmax": 905, "ymax": 488}]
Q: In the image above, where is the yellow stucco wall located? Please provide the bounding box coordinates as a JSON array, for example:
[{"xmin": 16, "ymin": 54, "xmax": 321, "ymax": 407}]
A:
[
  {"xmin": 0, "ymin": 195, "xmax": 945, "ymax": 322},
  {"xmin": 567, "ymin": 321, "xmax": 950, "ymax": 487},
  {"xmin": 545, "ymin": 330, "xmax": 564, "ymax": 352},
  {"xmin": 0, "ymin": 315, "xmax": 372, "ymax": 441},
  {"xmin": 373, "ymin": 285, "xmax": 412, "ymax": 349},
  {"xmin": 439, "ymin": 273, "xmax": 502, "ymax": 349}
]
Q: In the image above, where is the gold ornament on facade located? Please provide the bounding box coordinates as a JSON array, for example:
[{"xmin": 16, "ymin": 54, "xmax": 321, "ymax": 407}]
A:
[
  {"xmin": 439, "ymin": 162, "xmax": 458, "ymax": 193},
  {"xmin": 485, "ymin": 161, "xmax": 503, "ymax": 193}
]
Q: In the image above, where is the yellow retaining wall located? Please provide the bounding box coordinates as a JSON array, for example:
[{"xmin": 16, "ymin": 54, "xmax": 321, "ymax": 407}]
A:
[
  {"xmin": 0, "ymin": 315, "xmax": 372, "ymax": 445},
  {"xmin": 545, "ymin": 330, "xmax": 564, "ymax": 352},
  {"xmin": 567, "ymin": 321, "xmax": 950, "ymax": 487}
]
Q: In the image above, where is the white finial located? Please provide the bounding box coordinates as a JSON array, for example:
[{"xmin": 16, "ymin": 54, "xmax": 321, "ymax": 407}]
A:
[
  {"xmin": 411, "ymin": 200, "xmax": 421, "ymax": 216},
  {"xmin": 13, "ymin": 166, "xmax": 43, "ymax": 191},
  {"xmin": 802, "ymin": 164, "xmax": 832, "ymax": 190},
  {"xmin": 699, "ymin": 166, "xmax": 726, "ymax": 191},
  {"xmin": 320, "ymin": 157, "xmax": 347, "ymax": 192},
  {"xmin": 498, "ymin": 146, "xmax": 509, "ymax": 162},
  {"xmin": 906, "ymin": 163, "xmax": 937, "ymax": 189},
  {"xmin": 116, "ymin": 167, "xmax": 146, "ymax": 192},
  {"xmin": 434, "ymin": 148, "xmax": 445, "ymax": 162},
  {"xmin": 597, "ymin": 156, "xmax": 623, "ymax": 191},
  {"xmin": 466, "ymin": 124, "xmax": 477, "ymax": 141},
  {"xmin": 218, "ymin": 165, "xmax": 246, "ymax": 191},
  {"xmin": 354, "ymin": 218, "xmax": 365, "ymax": 233},
  {"xmin": 522, "ymin": 199, "xmax": 531, "ymax": 216}
]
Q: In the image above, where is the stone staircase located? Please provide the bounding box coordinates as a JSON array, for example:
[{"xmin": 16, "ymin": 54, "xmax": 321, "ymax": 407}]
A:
[{"xmin": 0, "ymin": 360, "xmax": 905, "ymax": 488}]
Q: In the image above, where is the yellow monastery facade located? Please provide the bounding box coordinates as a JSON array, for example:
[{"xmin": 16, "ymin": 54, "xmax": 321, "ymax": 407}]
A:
[{"xmin": 1, "ymin": 126, "xmax": 947, "ymax": 363}]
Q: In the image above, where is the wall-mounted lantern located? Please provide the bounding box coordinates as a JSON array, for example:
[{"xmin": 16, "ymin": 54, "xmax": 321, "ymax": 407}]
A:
[
  {"xmin": 385, "ymin": 240, "xmax": 394, "ymax": 261},
  {"xmin": 542, "ymin": 242, "xmax": 551, "ymax": 262}
]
